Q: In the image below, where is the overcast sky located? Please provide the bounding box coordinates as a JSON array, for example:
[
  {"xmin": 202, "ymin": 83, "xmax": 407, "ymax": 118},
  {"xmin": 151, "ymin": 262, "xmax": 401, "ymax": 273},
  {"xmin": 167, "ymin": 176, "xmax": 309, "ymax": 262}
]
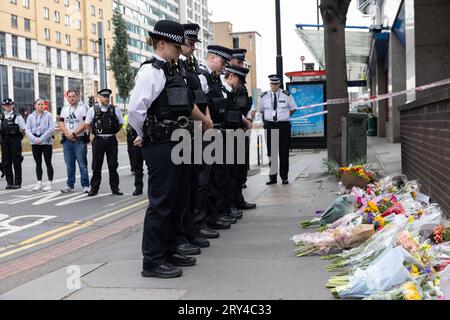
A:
[{"xmin": 209, "ymin": 0, "xmax": 370, "ymax": 88}]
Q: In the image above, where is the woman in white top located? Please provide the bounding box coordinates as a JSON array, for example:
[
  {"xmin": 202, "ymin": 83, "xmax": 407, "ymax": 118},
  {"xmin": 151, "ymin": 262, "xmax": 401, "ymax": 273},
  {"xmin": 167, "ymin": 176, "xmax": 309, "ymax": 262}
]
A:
[{"xmin": 26, "ymin": 99, "xmax": 55, "ymax": 191}]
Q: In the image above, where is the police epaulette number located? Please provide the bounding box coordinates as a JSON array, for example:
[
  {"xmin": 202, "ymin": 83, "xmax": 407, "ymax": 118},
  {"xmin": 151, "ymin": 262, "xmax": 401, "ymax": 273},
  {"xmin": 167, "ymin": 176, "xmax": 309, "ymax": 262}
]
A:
[
  {"xmin": 282, "ymin": 89, "xmax": 290, "ymax": 96},
  {"xmin": 261, "ymin": 91, "xmax": 268, "ymax": 98}
]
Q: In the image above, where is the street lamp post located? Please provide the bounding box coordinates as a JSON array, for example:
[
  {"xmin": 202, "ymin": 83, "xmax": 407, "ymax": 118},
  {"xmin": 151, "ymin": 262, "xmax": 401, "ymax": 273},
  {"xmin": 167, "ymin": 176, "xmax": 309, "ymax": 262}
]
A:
[{"xmin": 275, "ymin": 0, "xmax": 283, "ymax": 88}]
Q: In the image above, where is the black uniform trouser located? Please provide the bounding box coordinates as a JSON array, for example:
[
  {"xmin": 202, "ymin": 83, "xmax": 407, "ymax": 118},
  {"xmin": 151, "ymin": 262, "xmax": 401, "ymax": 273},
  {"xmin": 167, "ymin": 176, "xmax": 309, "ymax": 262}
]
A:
[
  {"xmin": 210, "ymin": 130, "xmax": 232, "ymax": 218},
  {"xmin": 265, "ymin": 121, "xmax": 291, "ymax": 181},
  {"xmin": 127, "ymin": 132, "xmax": 137, "ymax": 173},
  {"xmin": 142, "ymin": 141, "xmax": 191, "ymax": 269},
  {"xmin": 1, "ymin": 137, "xmax": 23, "ymax": 186},
  {"xmin": 128, "ymin": 134, "xmax": 144, "ymax": 192},
  {"xmin": 90, "ymin": 136, "xmax": 119, "ymax": 191},
  {"xmin": 230, "ymin": 135, "xmax": 246, "ymax": 207}
]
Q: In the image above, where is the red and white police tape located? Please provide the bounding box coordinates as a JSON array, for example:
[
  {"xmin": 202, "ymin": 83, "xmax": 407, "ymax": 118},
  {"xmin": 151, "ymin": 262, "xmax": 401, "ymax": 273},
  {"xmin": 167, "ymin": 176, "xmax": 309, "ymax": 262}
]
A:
[{"xmin": 291, "ymin": 77, "xmax": 450, "ymax": 120}]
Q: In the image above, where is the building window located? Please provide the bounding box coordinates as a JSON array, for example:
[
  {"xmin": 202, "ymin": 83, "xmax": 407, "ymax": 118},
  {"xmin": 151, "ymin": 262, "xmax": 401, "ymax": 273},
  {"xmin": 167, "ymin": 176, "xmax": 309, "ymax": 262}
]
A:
[
  {"xmin": 13, "ymin": 67, "xmax": 35, "ymax": 110},
  {"xmin": 90, "ymin": 40, "xmax": 97, "ymax": 52},
  {"xmin": 46, "ymin": 47, "xmax": 51, "ymax": 66},
  {"xmin": 39, "ymin": 73, "xmax": 51, "ymax": 103},
  {"xmin": 44, "ymin": 28, "xmax": 50, "ymax": 40},
  {"xmin": 54, "ymin": 0, "xmax": 59, "ymax": 2},
  {"xmin": 54, "ymin": 11, "xmax": 60, "ymax": 23},
  {"xmin": 55, "ymin": 76, "xmax": 64, "ymax": 115},
  {"xmin": 12, "ymin": 36, "xmax": 18, "ymax": 57},
  {"xmin": 24, "ymin": 18, "xmax": 31, "ymax": 31},
  {"xmin": 0, "ymin": 65, "xmax": 8, "ymax": 104},
  {"xmin": 232, "ymin": 37, "xmax": 240, "ymax": 49},
  {"xmin": 11, "ymin": 15, "xmax": 18, "ymax": 28},
  {"xmin": 91, "ymin": 5, "xmax": 95, "ymax": 16},
  {"xmin": 94, "ymin": 57, "xmax": 98, "ymax": 74},
  {"xmin": 77, "ymin": 19, "xmax": 81, "ymax": 30},
  {"xmin": 78, "ymin": 54, "xmax": 83, "ymax": 71},
  {"xmin": 64, "ymin": 0, "xmax": 69, "ymax": 6},
  {"xmin": 23, "ymin": 0, "xmax": 30, "ymax": 8},
  {"xmin": 65, "ymin": 15, "xmax": 70, "ymax": 26},
  {"xmin": 99, "ymin": 8, "xmax": 103, "ymax": 19},
  {"xmin": 91, "ymin": 23, "xmax": 96, "ymax": 34},
  {"xmin": 25, "ymin": 38, "xmax": 32, "ymax": 59},
  {"xmin": 76, "ymin": 0, "xmax": 80, "ymax": 10},
  {"xmin": 10, "ymin": 0, "xmax": 17, "ymax": 4},
  {"xmin": 43, "ymin": 7, "xmax": 49, "ymax": 19},
  {"xmin": 56, "ymin": 31, "xmax": 61, "ymax": 43},
  {"xmin": 0, "ymin": 33, "xmax": 6, "ymax": 56},
  {"xmin": 77, "ymin": 38, "xmax": 83, "ymax": 49},
  {"xmin": 57, "ymin": 49, "xmax": 62, "ymax": 68},
  {"xmin": 67, "ymin": 52, "xmax": 72, "ymax": 70},
  {"xmin": 65, "ymin": 34, "xmax": 71, "ymax": 46}
]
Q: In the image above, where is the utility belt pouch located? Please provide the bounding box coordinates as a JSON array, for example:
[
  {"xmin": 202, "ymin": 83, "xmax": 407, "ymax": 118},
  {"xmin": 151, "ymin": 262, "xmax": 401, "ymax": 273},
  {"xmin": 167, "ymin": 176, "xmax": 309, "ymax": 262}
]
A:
[
  {"xmin": 211, "ymin": 97, "xmax": 227, "ymax": 114},
  {"xmin": 167, "ymin": 87, "xmax": 190, "ymax": 112},
  {"xmin": 193, "ymin": 89, "xmax": 208, "ymax": 105}
]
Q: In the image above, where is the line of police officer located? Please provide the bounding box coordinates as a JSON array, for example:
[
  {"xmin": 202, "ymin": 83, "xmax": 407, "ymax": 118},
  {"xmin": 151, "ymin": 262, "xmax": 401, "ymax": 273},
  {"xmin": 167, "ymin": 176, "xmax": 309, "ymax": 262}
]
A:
[{"xmin": 127, "ymin": 20, "xmax": 259, "ymax": 279}]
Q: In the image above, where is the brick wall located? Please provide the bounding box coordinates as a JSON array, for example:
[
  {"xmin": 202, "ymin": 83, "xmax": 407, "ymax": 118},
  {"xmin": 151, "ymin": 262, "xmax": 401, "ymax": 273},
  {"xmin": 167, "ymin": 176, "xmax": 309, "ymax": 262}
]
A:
[{"xmin": 400, "ymin": 89, "xmax": 450, "ymax": 217}]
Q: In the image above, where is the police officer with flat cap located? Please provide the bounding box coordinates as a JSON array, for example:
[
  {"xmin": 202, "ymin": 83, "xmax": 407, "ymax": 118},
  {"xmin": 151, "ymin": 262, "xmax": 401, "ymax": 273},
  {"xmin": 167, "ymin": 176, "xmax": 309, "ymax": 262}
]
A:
[
  {"xmin": 0, "ymin": 98, "xmax": 26, "ymax": 189},
  {"xmin": 196, "ymin": 44, "xmax": 236, "ymax": 230},
  {"xmin": 260, "ymin": 75, "xmax": 297, "ymax": 185},
  {"xmin": 228, "ymin": 48, "xmax": 257, "ymax": 212},
  {"xmin": 128, "ymin": 20, "xmax": 198, "ymax": 279},
  {"xmin": 211, "ymin": 64, "xmax": 252, "ymax": 223},
  {"xmin": 85, "ymin": 89, "xmax": 124, "ymax": 196},
  {"xmin": 178, "ymin": 23, "xmax": 218, "ymax": 249}
]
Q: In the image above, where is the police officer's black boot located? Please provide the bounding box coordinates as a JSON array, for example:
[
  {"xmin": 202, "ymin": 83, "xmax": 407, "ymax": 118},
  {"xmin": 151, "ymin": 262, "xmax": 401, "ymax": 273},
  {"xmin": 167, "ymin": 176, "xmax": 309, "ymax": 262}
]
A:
[{"xmin": 133, "ymin": 188, "xmax": 143, "ymax": 196}]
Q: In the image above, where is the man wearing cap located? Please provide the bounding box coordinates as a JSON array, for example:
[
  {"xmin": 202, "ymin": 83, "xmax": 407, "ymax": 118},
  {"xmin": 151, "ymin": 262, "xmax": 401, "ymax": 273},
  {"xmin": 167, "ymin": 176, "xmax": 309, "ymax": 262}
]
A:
[
  {"xmin": 228, "ymin": 48, "xmax": 257, "ymax": 212},
  {"xmin": 260, "ymin": 75, "xmax": 297, "ymax": 185},
  {"xmin": 178, "ymin": 23, "xmax": 219, "ymax": 250},
  {"xmin": 195, "ymin": 44, "xmax": 236, "ymax": 231},
  {"xmin": 0, "ymin": 98, "xmax": 26, "ymax": 189},
  {"xmin": 85, "ymin": 89, "xmax": 124, "ymax": 197},
  {"xmin": 128, "ymin": 20, "xmax": 196, "ymax": 279}
]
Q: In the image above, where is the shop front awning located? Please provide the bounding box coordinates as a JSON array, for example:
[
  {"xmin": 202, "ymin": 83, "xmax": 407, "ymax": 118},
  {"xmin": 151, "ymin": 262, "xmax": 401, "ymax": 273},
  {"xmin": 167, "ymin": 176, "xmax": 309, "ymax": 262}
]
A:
[{"xmin": 295, "ymin": 24, "xmax": 372, "ymax": 82}]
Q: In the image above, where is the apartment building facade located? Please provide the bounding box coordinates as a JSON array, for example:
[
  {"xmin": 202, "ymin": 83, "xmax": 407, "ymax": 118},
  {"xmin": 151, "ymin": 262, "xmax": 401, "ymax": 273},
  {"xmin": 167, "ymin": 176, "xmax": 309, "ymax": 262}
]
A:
[
  {"xmin": 213, "ymin": 22, "xmax": 263, "ymax": 105},
  {"xmin": 0, "ymin": 0, "xmax": 114, "ymax": 119}
]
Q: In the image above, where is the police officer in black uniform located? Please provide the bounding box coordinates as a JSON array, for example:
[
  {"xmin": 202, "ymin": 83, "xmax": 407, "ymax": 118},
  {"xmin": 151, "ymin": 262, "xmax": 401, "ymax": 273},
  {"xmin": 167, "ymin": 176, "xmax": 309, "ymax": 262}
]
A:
[
  {"xmin": 128, "ymin": 20, "xmax": 198, "ymax": 279},
  {"xmin": 228, "ymin": 49, "xmax": 257, "ymax": 212},
  {"xmin": 85, "ymin": 89, "xmax": 124, "ymax": 196},
  {"xmin": 208, "ymin": 64, "xmax": 251, "ymax": 223},
  {"xmin": 1, "ymin": 98, "xmax": 26, "ymax": 189},
  {"xmin": 179, "ymin": 23, "xmax": 218, "ymax": 249}
]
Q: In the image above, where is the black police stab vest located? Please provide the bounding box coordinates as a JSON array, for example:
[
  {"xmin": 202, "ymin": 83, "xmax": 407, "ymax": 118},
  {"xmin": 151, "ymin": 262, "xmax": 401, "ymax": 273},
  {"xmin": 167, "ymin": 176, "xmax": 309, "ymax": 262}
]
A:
[
  {"xmin": 236, "ymin": 85, "xmax": 252, "ymax": 116},
  {"xmin": 223, "ymin": 88, "xmax": 243, "ymax": 129},
  {"xmin": 143, "ymin": 58, "xmax": 193, "ymax": 122},
  {"xmin": 0, "ymin": 112, "xmax": 22, "ymax": 139},
  {"xmin": 200, "ymin": 69, "xmax": 227, "ymax": 125},
  {"xmin": 92, "ymin": 105, "xmax": 120, "ymax": 135},
  {"xmin": 181, "ymin": 56, "xmax": 208, "ymax": 114}
]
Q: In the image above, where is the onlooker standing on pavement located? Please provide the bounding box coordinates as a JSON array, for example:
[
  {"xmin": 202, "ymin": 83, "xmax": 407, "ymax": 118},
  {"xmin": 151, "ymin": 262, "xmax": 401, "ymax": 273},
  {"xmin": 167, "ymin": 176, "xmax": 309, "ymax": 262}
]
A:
[
  {"xmin": 85, "ymin": 89, "xmax": 124, "ymax": 197},
  {"xmin": 0, "ymin": 98, "xmax": 26, "ymax": 189},
  {"xmin": 59, "ymin": 90, "xmax": 90, "ymax": 193},
  {"xmin": 26, "ymin": 99, "xmax": 55, "ymax": 191}
]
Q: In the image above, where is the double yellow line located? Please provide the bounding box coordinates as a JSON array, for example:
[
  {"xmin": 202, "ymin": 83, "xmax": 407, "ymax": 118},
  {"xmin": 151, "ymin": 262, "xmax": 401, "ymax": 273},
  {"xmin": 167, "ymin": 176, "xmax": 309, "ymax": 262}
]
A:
[{"xmin": 0, "ymin": 199, "xmax": 148, "ymax": 260}]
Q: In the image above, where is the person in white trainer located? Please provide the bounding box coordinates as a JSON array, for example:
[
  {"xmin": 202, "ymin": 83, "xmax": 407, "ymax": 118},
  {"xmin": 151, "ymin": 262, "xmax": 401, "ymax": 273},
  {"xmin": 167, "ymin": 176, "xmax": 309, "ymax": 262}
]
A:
[{"xmin": 26, "ymin": 99, "xmax": 55, "ymax": 191}]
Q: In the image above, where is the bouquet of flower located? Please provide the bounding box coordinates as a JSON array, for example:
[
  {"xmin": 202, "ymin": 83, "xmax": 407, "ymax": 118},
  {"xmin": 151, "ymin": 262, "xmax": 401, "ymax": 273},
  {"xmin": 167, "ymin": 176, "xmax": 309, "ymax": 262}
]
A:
[
  {"xmin": 364, "ymin": 281, "xmax": 422, "ymax": 300},
  {"xmin": 433, "ymin": 225, "xmax": 450, "ymax": 244},
  {"xmin": 339, "ymin": 165, "xmax": 375, "ymax": 189}
]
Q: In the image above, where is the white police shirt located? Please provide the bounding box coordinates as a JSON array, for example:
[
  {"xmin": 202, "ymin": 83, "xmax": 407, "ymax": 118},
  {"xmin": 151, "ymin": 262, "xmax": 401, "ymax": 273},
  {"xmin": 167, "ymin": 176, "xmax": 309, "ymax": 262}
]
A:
[
  {"xmin": 259, "ymin": 89, "xmax": 297, "ymax": 122},
  {"xmin": 198, "ymin": 64, "xmax": 212, "ymax": 94},
  {"xmin": 127, "ymin": 54, "xmax": 166, "ymax": 138},
  {"xmin": 60, "ymin": 103, "xmax": 89, "ymax": 136},
  {"xmin": 3, "ymin": 111, "xmax": 26, "ymax": 130},
  {"xmin": 85, "ymin": 105, "xmax": 125, "ymax": 137}
]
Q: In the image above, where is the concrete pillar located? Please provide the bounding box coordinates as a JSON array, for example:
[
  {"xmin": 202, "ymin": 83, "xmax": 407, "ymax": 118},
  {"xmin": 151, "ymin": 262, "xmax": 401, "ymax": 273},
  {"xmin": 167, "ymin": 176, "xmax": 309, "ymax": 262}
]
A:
[
  {"xmin": 387, "ymin": 33, "xmax": 406, "ymax": 143},
  {"xmin": 7, "ymin": 64, "xmax": 13, "ymax": 99},
  {"xmin": 413, "ymin": 0, "xmax": 450, "ymax": 98},
  {"xmin": 405, "ymin": 0, "xmax": 416, "ymax": 102},
  {"xmin": 376, "ymin": 59, "xmax": 387, "ymax": 137}
]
